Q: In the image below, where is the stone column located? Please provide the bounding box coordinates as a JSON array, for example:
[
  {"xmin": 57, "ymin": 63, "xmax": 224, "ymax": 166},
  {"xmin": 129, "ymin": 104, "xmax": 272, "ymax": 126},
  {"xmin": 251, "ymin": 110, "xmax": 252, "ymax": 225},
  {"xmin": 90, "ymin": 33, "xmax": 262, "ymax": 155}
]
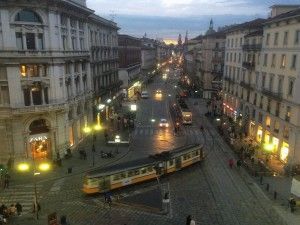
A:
[
  {"xmin": 22, "ymin": 32, "xmax": 27, "ymax": 50},
  {"xmin": 30, "ymin": 88, "xmax": 33, "ymax": 105},
  {"xmin": 41, "ymin": 87, "xmax": 45, "ymax": 104},
  {"xmin": 34, "ymin": 33, "xmax": 38, "ymax": 50}
]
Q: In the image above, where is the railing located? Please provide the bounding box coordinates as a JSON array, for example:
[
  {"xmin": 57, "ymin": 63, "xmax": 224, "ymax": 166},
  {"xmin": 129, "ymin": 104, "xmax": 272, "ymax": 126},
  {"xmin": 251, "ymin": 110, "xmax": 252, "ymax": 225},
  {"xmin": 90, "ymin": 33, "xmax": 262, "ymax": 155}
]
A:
[
  {"xmin": 242, "ymin": 61, "xmax": 255, "ymax": 70},
  {"xmin": 12, "ymin": 100, "xmax": 67, "ymax": 114},
  {"xmin": 211, "ymin": 70, "xmax": 224, "ymax": 76},
  {"xmin": 0, "ymin": 50, "xmax": 90, "ymax": 58},
  {"xmin": 262, "ymin": 88, "xmax": 283, "ymax": 101},
  {"xmin": 242, "ymin": 44, "xmax": 262, "ymax": 51}
]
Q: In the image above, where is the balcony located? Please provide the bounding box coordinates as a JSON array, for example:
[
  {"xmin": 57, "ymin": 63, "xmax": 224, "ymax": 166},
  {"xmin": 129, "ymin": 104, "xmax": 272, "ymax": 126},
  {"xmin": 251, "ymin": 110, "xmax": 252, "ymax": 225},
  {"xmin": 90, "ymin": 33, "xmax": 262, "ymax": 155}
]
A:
[
  {"xmin": 242, "ymin": 61, "xmax": 255, "ymax": 70},
  {"xmin": 0, "ymin": 50, "xmax": 90, "ymax": 58},
  {"xmin": 12, "ymin": 100, "xmax": 67, "ymax": 115},
  {"xmin": 242, "ymin": 44, "xmax": 262, "ymax": 51},
  {"xmin": 262, "ymin": 88, "xmax": 283, "ymax": 101},
  {"xmin": 240, "ymin": 81, "xmax": 254, "ymax": 90}
]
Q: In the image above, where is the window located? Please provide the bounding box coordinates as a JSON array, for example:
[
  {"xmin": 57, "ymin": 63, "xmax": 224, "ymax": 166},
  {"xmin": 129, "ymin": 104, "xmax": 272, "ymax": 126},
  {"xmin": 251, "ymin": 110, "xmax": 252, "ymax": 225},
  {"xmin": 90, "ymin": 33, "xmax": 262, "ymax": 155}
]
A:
[
  {"xmin": 274, "ymin": 32, "xmax": 279, "ymax": 46},
  {"xmin": 255, "ymin": 72, "xmax": 259, "ymax": 86},
  {"xmin": 38, "ymin": 34, "xmax": 44, "ymax": 49},
  {"xmin": 70, "ymin": 19, "xmax": 76, "ymax": 28},
  {"xmin": 62, "ymin": 35, "xmax": 67, "ymax": 50},
  {"xmin": 274, "ymin": 121, "xmax": 280, "ymax": 133},
  {"xmin": 257, "ymin": 53, "xmax": 260, "ymax": 65},
  {"xmin": 283, "ymin": 126, "xmax": 289, "ymax": 139},
  {"xmin": 0, "ymin": 86, "xmax": 10, "ymax": 105},
  {"xmin": 234, "ymin": 53, "xmax": 236, "ymax": 62},
  {"xmin": 278, "ymin": 76, "xmax": 283, "ymax": 93},
  {"xmin": 23, "ymin": 88, "xmax": 30, "ymax": 106},
  {"xmin": 266, "ymin": 116, "xmax": 271, "ymax": 127},
  {"xmin": 15, "ymin": 10, "xmax": 42, "ymax": 23},
  {"xmin": 82, "ymin": 63, "xmax": 86, "ymax": 72},
  {"xmin": 65, "ymin": 63, "xmax": 71, "ymax": 74},
  {"xmin": 80, "ymin": 38, "xmax": 84, "ymax": 50},
  {"xmin": 283, "ymin": 31, "xmax": 288, "ymax": 45},
  {"xmin": 238, "ymin": 53, "xmax": 241, "ymax": 63},
  {"xmin": 263, "ymin": 54, "xmax": 268, "ymax": 66},
  {"xmin": 240, "ymin": 37, "xmax": 243, "ymax": 46},
  {"xmin": 262, "ymin": 73, "xmax": 266, "ymax": 88},
  {"xmin": 295, "ymin": 30, "xmax": 300, "ymax": 44},
  {"xmin": 288, "ymin": 79, "xmax": 294, "ymax": 96},
  {"xmin": 266, "ymin": 33, "xmax": 270, "ymax": 45},
  {"xmin": 258, "ymin": 112, "xmax": 263, "ymax": 123},
  {"xmin": 74, "ymin": 63, "xmax": 79, "ymax": 73},
  {"xmin": 16, "ymin": 32, "xmax": 23, "ymax": 49},
  {"xmin": 285, "ymin": 106, "xmax": 291, "ymax": 122},
  {"xmin": 20, "ymin": 64, "xmax": 46, "ymax": 77},
  {"xmin": 259, "ymin": 96, "xmax": 263, "ymax": 108},
  {"xmin": 253, "ymin": 93, "xmax": 257, "ymax": 105},
  {"xmin": 61, "ymin": 15, "xmax": 67, "ymax": 26},
  {"xmin": 269, "ymin": 75, "xmax": 274, "ymax": 91},
  {"xmin": 72, "ymin": 37, "xmax": 77, "ymax": 50},
  {"xmin": 26, "ymin": 33, "xmax": 35, "ymax": 49},
  {"xmin": 281, "ymin": 54, "xmax": 286, "ymax": 68},
  {"xmin": 291, "ymin": 55, "xmax": 297, "ymax": 69},
  {"xmin": 267, "ymin": 99, "xmax": 271, "ymax": 112},
  {"xmin": 271, "ymin": 54, "xmax": 276, "ymax": 67}
]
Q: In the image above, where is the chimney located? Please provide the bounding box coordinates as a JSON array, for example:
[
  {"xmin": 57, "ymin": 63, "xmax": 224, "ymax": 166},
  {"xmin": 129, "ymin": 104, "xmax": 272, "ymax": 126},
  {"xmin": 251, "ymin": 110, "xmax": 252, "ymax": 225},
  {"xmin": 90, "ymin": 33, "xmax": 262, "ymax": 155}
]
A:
[{"xmin": 270, "ymin": 5, "xmax": 300, "ymax": 18}]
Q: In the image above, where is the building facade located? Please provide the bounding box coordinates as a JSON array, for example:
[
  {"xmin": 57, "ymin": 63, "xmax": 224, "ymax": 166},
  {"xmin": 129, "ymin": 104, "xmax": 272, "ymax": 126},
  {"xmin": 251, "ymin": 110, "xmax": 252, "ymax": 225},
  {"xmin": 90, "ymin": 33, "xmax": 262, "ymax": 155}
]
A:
[
  {"xmin": 223, "ymin": 5, "xmax": 300, "ymax": 166},
  {"xmin": 118, "ymin": 34, "xmax": 141, "ymax": 99},
  {"xmin": 0, "ymin": 0, "xmax": 119, "ymax": 165}
]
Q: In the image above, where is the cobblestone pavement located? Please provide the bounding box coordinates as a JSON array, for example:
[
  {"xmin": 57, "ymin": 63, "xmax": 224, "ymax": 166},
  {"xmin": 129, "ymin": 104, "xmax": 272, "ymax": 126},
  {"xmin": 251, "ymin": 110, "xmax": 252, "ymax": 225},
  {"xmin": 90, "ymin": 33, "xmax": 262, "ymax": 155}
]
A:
[{"xmin": 7, "ymin": 75, "xmax": 300, "ymax": 225}]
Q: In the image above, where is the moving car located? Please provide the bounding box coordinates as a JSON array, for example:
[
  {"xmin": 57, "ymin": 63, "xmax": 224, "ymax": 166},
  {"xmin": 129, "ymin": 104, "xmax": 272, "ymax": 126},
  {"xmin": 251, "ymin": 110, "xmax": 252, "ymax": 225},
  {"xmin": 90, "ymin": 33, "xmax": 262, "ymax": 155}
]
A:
[
  {"xmin": 159, "ymin": 118, "xmax": 169, "ymax": 128},
  {"xmin": 141, "ymin": 91, "xmax": 149, "ymax": 99}
]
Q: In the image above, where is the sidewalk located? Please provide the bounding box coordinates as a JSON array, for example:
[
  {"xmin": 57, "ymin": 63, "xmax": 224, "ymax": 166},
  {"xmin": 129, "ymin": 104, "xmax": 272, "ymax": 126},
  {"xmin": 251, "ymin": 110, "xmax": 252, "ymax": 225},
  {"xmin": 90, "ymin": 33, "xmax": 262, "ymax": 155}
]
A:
[
  {"xmin": 201, "ymin": 101, "xmax": 300, "ymax": 225},
  {"xmin": 7, "ymin": 121, "xmax": 132, "ymax": 186}
]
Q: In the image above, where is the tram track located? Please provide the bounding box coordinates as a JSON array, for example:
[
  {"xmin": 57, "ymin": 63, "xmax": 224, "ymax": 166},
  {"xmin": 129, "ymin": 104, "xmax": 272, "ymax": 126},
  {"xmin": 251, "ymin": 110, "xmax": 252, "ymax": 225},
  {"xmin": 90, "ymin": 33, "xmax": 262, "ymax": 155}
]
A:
[{"xmin": 186, "ymin": 99, "xmax": 286, "ymax": 225}]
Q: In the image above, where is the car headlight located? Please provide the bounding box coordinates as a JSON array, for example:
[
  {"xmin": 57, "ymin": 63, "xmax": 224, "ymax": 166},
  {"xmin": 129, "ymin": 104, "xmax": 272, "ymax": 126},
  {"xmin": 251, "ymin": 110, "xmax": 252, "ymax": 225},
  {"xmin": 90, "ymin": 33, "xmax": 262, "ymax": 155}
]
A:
[
  {"xmin": 166, "ymin": 124, "xmax": 169, "ymax": 127},
  {"xmin": 159, "ymin": 123, "xmax": 162, "ymax": 127}
]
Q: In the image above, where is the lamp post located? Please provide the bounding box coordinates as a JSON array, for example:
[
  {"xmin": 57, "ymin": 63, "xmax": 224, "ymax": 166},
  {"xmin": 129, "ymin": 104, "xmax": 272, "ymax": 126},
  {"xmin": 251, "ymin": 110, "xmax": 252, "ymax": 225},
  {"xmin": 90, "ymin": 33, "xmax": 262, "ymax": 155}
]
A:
[
  {"xmin": 115, "ymin": 135, "xmax": 121, "ymax": 154},
  {"xmin": 17, "ymin": 159, "xmax": 51, "ymax": 220}
]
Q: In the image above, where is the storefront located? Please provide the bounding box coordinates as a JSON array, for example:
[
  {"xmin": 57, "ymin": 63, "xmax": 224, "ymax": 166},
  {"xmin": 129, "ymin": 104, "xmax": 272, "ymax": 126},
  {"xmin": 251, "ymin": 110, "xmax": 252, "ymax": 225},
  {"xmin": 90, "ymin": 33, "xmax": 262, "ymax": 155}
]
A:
[
  {"xmin": 128, "ymin": 81, "xmax": 141, "ymax": 100},
  {"xmin": 28, "ymin": 119, "xmax": 51, "ymax": 159},
  {"xmin": 257, "ymin": 126, "xmax": 263, "ymax": 143},
  {"xmin": 280, "ymin": 142, "xmax": 289, "ymax": 162}
]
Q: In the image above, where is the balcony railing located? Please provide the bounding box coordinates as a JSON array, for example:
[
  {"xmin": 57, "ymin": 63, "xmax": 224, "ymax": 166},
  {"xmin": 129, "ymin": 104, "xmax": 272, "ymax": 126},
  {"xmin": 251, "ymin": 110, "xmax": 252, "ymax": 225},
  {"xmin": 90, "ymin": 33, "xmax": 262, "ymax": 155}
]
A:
[
  {"xmin": 211, "ymin": 70, "xmax": 224, "ymax": 76},
  {"xmin": 0, "ymin": 50, "xmax": 90, "ymax": 58},
  {"xmin": 240, "ymin": 81, "xmax": 254, "ymax": 90},
  {"xmin": 12, "ymin": 100, "xmax": 67, "ymax": 114},
  {"xmin": 242, "ymin": 61, "xmax": 255, "ymax": 70},
  {"xmin": 242, "ymin": 44, "xmax": 262, "ymax": 51},
  {"xmin": 262, "ymin": 88, "xmax": 283, "ymax": 101}
]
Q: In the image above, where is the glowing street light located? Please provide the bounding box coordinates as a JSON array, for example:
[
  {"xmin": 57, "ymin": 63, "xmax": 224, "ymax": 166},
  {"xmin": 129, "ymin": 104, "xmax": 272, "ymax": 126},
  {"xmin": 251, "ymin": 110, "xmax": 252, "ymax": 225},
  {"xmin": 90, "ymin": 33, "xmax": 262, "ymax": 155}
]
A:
[
  {"xmin": 115, "ymin": 135, "xmax": 121, "ymax": 143},
  {"xmin": 106, "ymin": 99, "xmax": 112, "ymax": 104},
  {"xmin": 17, "ymin": 162, "xmax": 30, "ymax": 172},
  {"xmin": 38, "ymin": 162, "xmax": 51, "ymax": 172},
  {"xmin": 130, "ymin": 104, "xmax": 137, "ymax": 111},
  {"xmin": 151, "ymin": 119, "xmax": 156, "ymax": 123},
  {"xmin": 98, "ymin": 104, "xmax": 105, "ymax": 111},
  {"xmin": 83, "ymin": 126, "xmax": 92, "ymax": 133}
]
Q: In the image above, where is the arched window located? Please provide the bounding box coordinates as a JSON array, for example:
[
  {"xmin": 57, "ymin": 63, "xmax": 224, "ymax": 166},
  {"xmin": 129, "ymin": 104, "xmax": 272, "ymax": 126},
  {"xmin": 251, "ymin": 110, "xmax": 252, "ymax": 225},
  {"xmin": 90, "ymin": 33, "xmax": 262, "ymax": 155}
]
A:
[
  {"xmin": 29, "ymin": 119, "xmax": 49, "ymax": 135},
  {"xmin": 15, "ymin": 9, "xmax": 42, "ymax": 23}
]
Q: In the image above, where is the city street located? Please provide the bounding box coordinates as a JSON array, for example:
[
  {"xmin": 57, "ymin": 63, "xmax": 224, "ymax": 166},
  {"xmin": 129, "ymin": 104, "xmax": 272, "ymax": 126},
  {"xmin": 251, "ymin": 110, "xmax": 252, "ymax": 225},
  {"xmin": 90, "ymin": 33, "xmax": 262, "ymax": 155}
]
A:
[{"xmin": 9, "ymin": 70, "xmax": 291, "ymax": 225}]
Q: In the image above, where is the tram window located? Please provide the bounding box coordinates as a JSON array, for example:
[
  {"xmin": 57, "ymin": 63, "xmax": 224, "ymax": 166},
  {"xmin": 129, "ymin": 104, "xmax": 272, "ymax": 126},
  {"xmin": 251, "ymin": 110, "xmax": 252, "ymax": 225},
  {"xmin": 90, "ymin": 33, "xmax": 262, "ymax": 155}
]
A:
[
  {"xmin": 120, "ymin": 172, "xmax": 126, "ymax": 179},
  {"xmin": 169, "ymin": 160, "xmax": 174, "ymax": 166},
  {"xmin": 128, "ymin": 170, "xmax": 135, "ymax": 177},
  {"xmin": 195, "ymin": 150, "xmax": 199, "ymax": 156},
  {"xmin": 134, "ymin": 170, "xmax": 140, "ymax": 175},
  {"xmin": 141, "ymin": 168, "xmax": 147, "ymax": 174},
  {"xmin": 113, "ymin": 174, "xmax": 120, "ymax": 181},
  {"xmin": 183, "ymin": 154, "xmax": 187, "ymax": 160},
  {"xmin": 187, "ymin": 154, "xmax": 191, "ymax": 159},
  {"xmin": 147, "ymin": 166, "xmax": 153, "ymax": 172}
]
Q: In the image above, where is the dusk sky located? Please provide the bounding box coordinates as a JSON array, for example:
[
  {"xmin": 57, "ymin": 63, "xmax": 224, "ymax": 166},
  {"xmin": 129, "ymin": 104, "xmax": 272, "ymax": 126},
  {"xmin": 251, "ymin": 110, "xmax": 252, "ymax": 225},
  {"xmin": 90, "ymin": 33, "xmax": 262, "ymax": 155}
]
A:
[{"xmin": 86, "ymin": 0, "xmax": 300, "ymax": 41}]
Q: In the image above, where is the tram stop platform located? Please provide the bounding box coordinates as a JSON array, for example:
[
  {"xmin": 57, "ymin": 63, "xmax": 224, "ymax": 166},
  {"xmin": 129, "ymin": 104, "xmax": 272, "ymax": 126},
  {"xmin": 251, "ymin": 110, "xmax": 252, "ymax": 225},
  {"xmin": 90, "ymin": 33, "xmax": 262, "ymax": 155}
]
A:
[{"xmin": 114, "ymin": 184, "xmax": 170, "ymax": 215}]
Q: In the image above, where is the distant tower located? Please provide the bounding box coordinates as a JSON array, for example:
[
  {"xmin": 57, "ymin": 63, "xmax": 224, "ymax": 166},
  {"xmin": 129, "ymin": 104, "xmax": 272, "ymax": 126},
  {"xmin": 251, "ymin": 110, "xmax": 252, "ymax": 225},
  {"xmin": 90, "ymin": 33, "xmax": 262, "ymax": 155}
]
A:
[
  {"xmin": 206, "ymin": 18, "xmax": 216, "ymax": 35},
  {"xmin": 178, "ymin": 34, "xmax": 182, "ymax": 46},
  {"xmin": 143, "ymin": 32, "xmax": 147, "ymax": 38},
  {"xmin": 184, "ymin": 30, "xmax": 188, "ymax": 44},
  {"xmin": 209, "ymin": 18, "xmax": 214, "ymax": 30}
]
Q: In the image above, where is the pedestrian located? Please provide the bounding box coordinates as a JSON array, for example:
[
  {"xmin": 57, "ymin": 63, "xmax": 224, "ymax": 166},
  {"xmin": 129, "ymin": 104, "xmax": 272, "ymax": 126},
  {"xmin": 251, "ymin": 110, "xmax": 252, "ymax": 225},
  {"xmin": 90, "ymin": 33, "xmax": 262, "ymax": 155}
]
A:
[
  {"xmin": 3, "ymin": 173, "xmax": 10, "ymax": 189},
  {"xmin": 60, "ymin": 215, "xmax": 67, "ymax": 225},
  {"xmin": 229, "ymin": 158, "xmax": 234, "ymax": 169},
  {"xmin": 236, "ymin": 159, "xmax": 242, "ymax": 169},
  {"xmin": 200, "ymin": 126, "xmax": 204, "ymax": 132},
  {"xmin": 289, "ymin": 198, "xmax": 296, "ymax": 213},
  {"xmin": 190, "ymin": 219, "xmax": 196, "ymax": 225},
  {"xmin": 15, "ymin": 202, "xmax": 22, "ymax": 216},
  {"xmin": 8, "ymin": 204, "xmax": 16, "ymax": 216},
  {"xmin": 186, "ymin": 215, "xmax": 192, "ymax": 225}
]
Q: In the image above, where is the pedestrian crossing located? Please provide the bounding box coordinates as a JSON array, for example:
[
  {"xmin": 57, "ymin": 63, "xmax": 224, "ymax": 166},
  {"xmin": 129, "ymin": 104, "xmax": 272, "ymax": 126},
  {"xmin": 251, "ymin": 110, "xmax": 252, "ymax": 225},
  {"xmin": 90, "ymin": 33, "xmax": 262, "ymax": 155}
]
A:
[
  {"xmin": 132, "ymin": 126, "xmax": 214, "ymax": 140},
  {"xmin": 0, "ymin": 183, "xmax": 43, "ymax": 215}
]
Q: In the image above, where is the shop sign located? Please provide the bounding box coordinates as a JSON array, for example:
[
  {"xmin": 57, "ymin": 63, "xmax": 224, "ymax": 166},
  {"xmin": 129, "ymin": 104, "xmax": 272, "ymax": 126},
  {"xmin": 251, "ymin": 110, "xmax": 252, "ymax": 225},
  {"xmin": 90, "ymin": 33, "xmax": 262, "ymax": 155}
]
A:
[{"xmin": 29, "ymin": 134, "xmax": 48, "ymax": 143}]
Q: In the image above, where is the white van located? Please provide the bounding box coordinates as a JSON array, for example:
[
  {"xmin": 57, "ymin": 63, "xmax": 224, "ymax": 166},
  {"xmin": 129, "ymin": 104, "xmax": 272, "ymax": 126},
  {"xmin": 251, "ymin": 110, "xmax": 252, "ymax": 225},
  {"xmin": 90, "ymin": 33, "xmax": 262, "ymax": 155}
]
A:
[{"xmin": 141, "ymin": 91, "xmax": 149, "ymax": 99}]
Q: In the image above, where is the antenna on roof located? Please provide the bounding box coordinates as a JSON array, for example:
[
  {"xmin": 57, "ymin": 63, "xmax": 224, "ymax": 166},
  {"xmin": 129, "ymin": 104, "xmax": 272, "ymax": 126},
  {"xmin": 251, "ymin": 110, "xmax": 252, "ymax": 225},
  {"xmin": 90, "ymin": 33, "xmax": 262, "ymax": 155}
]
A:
[{"xmin": 109, "ymin": 10, "xmax": 116, "ymax": 21}]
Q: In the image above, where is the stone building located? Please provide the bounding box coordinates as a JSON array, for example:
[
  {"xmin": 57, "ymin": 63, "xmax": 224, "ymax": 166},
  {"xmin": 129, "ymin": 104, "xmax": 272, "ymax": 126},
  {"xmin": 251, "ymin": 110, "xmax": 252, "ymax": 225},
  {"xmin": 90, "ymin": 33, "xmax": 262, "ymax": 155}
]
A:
[
  {"xmin": 223, "ymin": 5, "xmax": 300, "ymax": 166},
  {"xmin": 0, "ymin": 0, "xmax": 119, "ymax": 164}
]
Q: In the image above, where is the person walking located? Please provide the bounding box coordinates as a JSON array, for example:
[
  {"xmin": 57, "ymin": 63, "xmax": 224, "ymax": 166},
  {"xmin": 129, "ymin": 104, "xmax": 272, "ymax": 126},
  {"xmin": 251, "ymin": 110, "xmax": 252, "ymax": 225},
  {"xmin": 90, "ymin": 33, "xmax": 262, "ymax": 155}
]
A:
[
  {"xmin": 229, "ymin": 158, "xmax": 234, "ymax": 169},
  {"xmin": 236, "ymin": 159, "xmax": 242, "ymax": 169},
  {"xmin": 190, "ymin": 219, "xmax": 196, "ymax": 225},
  {"xmin": 186, "ymin": 215, "xmax": 192, "ymax": 225},
  {"xmin": 3, "ymin": 173, "xmax": 10, "ymax": 189},
  {"xmin": 15, "ymin": 202, "xmax": 22, "ymax": 216}
]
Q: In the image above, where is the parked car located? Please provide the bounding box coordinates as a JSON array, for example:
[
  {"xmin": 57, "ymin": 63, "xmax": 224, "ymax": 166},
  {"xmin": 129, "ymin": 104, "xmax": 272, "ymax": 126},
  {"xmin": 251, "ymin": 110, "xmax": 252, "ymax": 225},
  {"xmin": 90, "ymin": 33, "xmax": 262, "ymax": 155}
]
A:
[{"xmin": 141, "ymin": 91, "xmax": 149, "ymax": 99}]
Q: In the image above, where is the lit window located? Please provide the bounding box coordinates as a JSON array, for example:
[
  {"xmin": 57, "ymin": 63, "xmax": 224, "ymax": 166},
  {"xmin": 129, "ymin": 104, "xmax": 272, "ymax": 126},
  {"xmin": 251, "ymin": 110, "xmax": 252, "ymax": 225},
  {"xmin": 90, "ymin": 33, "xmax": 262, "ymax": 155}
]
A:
[
  {"xmin": 15, "ymin": 10, "xmax": 42, "ymax": 23},
  {"xmin": 20, "ymin": 65, "xmax": 26, "ymax": 77},
  {"xmin": 281, "ymin": 54, "xmax": 286, "ymax": 68},
  {"xmin": 266, "ymin": 116, "xmax": 271, "ymax": 128}
]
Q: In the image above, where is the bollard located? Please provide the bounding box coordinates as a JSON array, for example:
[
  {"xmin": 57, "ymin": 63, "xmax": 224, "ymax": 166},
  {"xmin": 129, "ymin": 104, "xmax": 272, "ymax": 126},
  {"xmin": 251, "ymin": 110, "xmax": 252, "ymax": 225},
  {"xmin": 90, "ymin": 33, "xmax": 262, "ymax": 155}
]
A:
[
  {"xmin": 274, "ymin": 191, "xmax": 277, "ymax": 200},
  {"xmin": 266, "ymin": 183, "xmax": 269, "ymax": 191},
  {"xmin": 260, "ymin": 176, "xmax": 263, "ymax": 185}
]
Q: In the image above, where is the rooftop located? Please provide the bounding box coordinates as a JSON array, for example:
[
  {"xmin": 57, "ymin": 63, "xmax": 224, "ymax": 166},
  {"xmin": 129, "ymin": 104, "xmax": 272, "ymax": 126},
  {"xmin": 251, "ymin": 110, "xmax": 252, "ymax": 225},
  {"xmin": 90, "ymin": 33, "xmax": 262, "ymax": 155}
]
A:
[{"xmin": 265, "ymin": 7, "xmax": 300, "ymax": 24}]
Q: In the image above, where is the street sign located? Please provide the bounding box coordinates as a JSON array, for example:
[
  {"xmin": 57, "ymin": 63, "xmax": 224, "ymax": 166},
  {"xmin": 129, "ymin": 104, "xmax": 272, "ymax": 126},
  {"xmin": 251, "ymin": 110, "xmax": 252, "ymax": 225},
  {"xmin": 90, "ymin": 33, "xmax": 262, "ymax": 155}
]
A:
[{"xmin": 48, "ymin": 212, "xmax": 58, "ymax": 225}]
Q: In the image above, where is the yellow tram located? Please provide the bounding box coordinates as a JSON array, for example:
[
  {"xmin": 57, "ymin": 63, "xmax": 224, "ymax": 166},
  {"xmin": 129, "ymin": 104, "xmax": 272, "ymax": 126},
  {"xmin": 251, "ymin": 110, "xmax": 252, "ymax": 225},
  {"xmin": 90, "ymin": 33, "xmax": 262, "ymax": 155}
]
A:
[{"xmin": 83, "ymin": 144, "xmax": 204, "ymax": 194}]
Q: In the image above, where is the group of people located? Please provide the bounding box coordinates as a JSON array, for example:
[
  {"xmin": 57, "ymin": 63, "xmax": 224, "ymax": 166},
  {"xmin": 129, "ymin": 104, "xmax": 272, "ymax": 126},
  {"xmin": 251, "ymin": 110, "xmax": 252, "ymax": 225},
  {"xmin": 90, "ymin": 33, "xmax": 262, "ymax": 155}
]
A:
[
  {"xmin": 228, "ymin": 158, "xmax": 243, "ymax": 169},
  {"xmin": 0, "ymin": 202, "xmax": 22, "ymax": 223}
]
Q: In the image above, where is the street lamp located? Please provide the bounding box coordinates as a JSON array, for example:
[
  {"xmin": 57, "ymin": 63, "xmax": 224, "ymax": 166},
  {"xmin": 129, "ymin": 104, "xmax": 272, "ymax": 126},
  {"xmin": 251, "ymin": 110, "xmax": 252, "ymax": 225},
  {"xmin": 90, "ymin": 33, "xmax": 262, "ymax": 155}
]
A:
[
  {"xmin": 115, "ymin": 135, "xmax": 121, "ymax": 154},
  {"xmin": 130, "ymin": 104, "xmax": 137, "ymax": 112},
  {"xmin": 16, "ymin": 160, "xmax": 51, "ymax": 220}
]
